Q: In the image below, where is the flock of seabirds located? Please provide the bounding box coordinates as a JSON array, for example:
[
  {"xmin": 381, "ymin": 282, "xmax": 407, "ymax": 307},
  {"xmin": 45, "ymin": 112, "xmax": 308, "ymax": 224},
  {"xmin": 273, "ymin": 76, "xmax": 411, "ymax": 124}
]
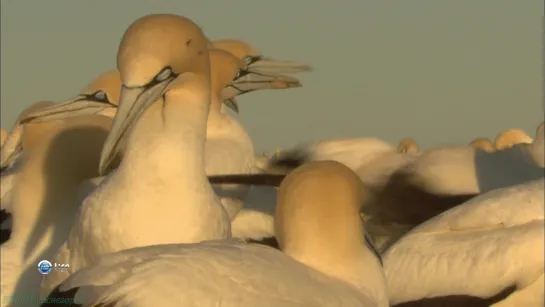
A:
[{"xmin": 0, "ymin": 13, "xmax": 543, "ymax": 307}]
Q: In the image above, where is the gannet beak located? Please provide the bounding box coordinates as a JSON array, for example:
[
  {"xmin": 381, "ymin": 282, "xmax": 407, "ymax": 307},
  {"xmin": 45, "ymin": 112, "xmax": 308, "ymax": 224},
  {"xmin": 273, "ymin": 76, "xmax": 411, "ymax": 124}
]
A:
[
  {"xmin": 223, "ymin": 98, "xmax": 240, "ymax": 113},
  {"xmin": 248, "ymin": 57, "xmax": 312, "ymax": 74},
  {"xmin": 98, "ymin": 78, "xmax": 173, "ymax": 175},
  {"xmin": 221, "ymin": 70, "xmax": 302, "ymax": 102},
  {"xmin": 18, "ymin": 95, "xmax": 116, "ymax": 124}
]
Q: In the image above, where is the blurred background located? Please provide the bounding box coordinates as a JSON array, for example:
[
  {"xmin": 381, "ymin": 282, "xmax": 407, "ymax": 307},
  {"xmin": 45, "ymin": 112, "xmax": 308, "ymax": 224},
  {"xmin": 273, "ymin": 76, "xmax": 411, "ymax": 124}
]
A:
[{"xmin": 1, "ymin": 0, "xmax": 543, "ymax": 152}]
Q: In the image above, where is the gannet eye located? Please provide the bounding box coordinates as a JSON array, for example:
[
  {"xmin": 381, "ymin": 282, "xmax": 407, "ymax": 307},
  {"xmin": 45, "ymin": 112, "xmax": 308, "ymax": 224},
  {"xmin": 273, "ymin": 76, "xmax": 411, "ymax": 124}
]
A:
[
  {"xmin": 93, "ymin": 90, "xmax": 108, "ymax": 102},
  {"xmin": 234, "ymin": 69, "xmax": 250, "ymax": 80},
  {"xmin": 155, "ymin": 67, "xmax": 174, "ymax": 82},
  {"xmin": 243, "ymin": 56, "xmax": 260, "ymax": 66}
]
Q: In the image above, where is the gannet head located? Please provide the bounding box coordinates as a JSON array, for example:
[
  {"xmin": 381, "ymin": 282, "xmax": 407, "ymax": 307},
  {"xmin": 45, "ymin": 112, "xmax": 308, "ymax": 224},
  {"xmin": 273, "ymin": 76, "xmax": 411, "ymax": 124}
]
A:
[
  {"xmin": 397, "ymin": 138, "xmax": 419, "ymax": 154},
  {"xmin": 494, "ymin": 128, "xmax": 533, "ymax": 150},
  {"xmin": 212, "ymin": 39, "xmax": 311, "ymax": 74},
  {"xmin": 469, "ymin": 137, "xmax": 495, "ymax": 152},
  {"xmin": 98, "ymin": 14, "xmax": 210, "ymax": 175},
  {"xmin": 275, "ymin": 160, "xmax": 381, "ymax": 265},
  {"xmin": 213, "ymin": 39, "xmax": 309, "ymax": 113},
  {"xmin": 17, "ymin": 71, "xmax": 122, "ymax": 124}
]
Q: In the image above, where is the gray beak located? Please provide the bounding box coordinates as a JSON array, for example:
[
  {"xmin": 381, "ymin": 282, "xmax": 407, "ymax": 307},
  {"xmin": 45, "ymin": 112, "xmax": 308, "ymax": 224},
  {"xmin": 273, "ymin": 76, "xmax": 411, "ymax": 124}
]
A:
[
  {"xmin": 221, "ymin": 70, "xmax": 303, "ymax": 108},
  {"xmin": 17, "ymin": 95, "xmax": 116, "ymax": 124},
  {"xmin": 98, "ymin": 79, "xmax": 173, "ymax": 175},
  {"xmin": 247, "ymin": 56, "xmax": 312, "ymax": 74}
]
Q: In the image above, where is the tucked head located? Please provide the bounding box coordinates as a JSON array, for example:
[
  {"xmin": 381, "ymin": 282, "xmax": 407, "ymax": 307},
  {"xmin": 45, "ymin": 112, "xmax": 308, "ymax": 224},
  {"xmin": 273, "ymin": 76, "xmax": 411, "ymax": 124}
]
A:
[
  {"xmin": 99, "ymin": 14, "xmax": 211, "ymax": 175},
  {"xmin": 469, "ymin": 137, "xmax": 495, "ymax": 152},
  {"xmin": 397, "ymin": 138, "xmax": 419, "ymax": 154},
  {"xmin": 494, "ymin": 128, "xmax": 533, "ymax": 150},
  {"xmin": 275, "ymin": 161, "xmax": 366, "ymax": 260}
]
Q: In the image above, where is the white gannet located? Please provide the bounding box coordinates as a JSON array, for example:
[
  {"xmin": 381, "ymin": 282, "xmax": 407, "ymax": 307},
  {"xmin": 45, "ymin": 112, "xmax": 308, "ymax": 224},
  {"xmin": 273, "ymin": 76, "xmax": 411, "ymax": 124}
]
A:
[
  {"xmin": 41, "ymin": 161, "xmax": 388, "ymax": 307},
  {"xmin": 200, "ymin": 49, "xmax": 302, "ymax": 233},
  {"xmin": 402, "ymin": 122, "xmax": 544, "ymax": 197},
  {"xmin": 26, "ymin": 52, "xmax": 306, "ymax": 244},
  {"xmin": 494, "ymin": 127, "xmax": 533, "ymax": 150},
  {"xmin": 0, "ymin": 115, "xmax": 112, "ymax": 306},
  {"xmin": 0, "ymin": 71, "xmax": 122, "ymax": 240},
  {"xmin": 40, "ymin": 14, "xmax": 231, "ymax": 297},
  {"xmin": 267, "ymin": 137, "xmax": 396, "ymax": 173},
  {"xmin": 397, "ymin": 138, "xmax": 419, "ymax": 154},
  {"xmin": 206, "ymin": 39, "xmax": 311, "ymax": 241},
  {"xmin": 258, "ymin": 137, "xmax": 476, "ymax": 250},
  {"xmin": 384, "ymin": 178, "xmax": 544, "ymax": 307},
  {"xmin": 469, "ymin": 137, "xmax": 495, "ymax": 152}
]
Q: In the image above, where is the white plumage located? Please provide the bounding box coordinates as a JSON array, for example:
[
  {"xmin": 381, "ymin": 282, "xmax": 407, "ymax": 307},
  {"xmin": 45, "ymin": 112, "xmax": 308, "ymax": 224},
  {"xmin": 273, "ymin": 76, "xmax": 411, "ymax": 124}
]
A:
[
  {"xmin": 52, "ymin": 241, "xmax": 382, "ymax": 307},
  {"xmin": 384, "ymin": 178, "xmax": 544, "ymax": 306}
]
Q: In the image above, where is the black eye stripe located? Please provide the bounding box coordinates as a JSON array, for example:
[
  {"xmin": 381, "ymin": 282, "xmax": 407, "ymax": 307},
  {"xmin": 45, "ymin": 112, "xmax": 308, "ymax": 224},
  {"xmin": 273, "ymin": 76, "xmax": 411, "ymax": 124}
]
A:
[
  {"xmin": 84, "ymin": 91, "xmax": 114, "ymax": 105},
  {"xmin": 244, "ymin": 55, "xmax": 261, "ymax": 66},
  {"xmin": 235, "ymin": 69, "xmax": 251, "ymax": 79},
  {"xmin": 145, "ymin": 66, "xmax": 177, "ymax": 89}
]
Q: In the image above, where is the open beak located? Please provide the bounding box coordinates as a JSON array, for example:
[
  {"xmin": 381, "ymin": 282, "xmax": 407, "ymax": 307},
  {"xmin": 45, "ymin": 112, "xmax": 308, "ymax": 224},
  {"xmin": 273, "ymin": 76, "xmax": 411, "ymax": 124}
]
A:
[
  {"xmin": 221, "ymin": 70, "xmax": 302, "ymax": 109},
  {"xmin": 18, "ymin": 95, "xmax": 116, "ymax": 124},
  {"xmin": 248, "ymin": 57, "xmax": 312, "ymax": 74},
  {"xmin": 98, "ymin": 78, "xmax": 173, "ymax": 175}
]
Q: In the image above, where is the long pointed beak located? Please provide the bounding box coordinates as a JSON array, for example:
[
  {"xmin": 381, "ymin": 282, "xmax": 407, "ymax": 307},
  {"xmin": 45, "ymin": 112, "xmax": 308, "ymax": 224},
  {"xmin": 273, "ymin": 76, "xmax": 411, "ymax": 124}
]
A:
[
  {"xmin": 248, "ymin": 57, "xmax": 312, "ymax": 74},
  {"xmin": 18, "ymin": 95, "xmax": 116, "ymax": 124},
  {"xmin": 221, "ymin": 70, "xmax": 302, "ymax": 105},
  {"xmin": 98, "ymin": 79, "xmax": 172, "ymax": 175}
]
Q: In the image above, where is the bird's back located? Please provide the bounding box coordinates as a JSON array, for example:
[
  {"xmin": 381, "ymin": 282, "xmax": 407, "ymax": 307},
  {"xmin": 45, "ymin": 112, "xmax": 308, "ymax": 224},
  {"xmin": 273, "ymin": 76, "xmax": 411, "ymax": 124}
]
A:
[{"xmin": 52, "ymin": 241, "xmax": 381, "ymax": 307}]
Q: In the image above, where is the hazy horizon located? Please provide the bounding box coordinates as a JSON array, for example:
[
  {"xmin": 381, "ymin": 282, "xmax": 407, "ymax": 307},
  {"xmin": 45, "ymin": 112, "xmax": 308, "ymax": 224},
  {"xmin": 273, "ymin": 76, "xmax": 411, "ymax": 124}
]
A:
[{"xmin": 1, "ymin": 1, "xmax": 543, "ymax": 152}]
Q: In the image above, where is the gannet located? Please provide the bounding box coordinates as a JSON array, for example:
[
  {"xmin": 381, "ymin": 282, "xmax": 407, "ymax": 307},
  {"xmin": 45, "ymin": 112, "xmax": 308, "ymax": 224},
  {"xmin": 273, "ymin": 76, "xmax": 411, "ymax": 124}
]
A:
[
  {"xmin": 203, "ymin": 47, "xmax": 304, "ymax": 218},
  {"xmin": 495, "ymin": 127, "xmax": 533, "ymax": 150},
  {"xmin": 384, "ymin": 178, "xmax": 544, "ymax": 307},
  {"xmin": 23, "ymin": 55, "xmax": 305, "ymax": 244},
  {"xmin": 254, "ymin": 137, "xmax": 479, "ymax": 250},
  {"xmin": 0, "ymin": 115, "xmax": 112, "ymax": 306},
  {"xmin": 402, "ymin": 122, "xmax": 544, "ymax": 197},
  {"xmin": 40, "ymin": 14, "xmax": 231, "ymax": 297},
  {"xmin": 469, "ymin": 137, "xmax": 495, "ymax": 152},
  {"xmin": 0, "ymin": 72, "xmax": 122, "ymax": 238},
  {"xmin": 41, "ymin": 161, "xmax": 388, "ymax": 307},
  {"xmin": 397, "ymin": 138, "xmax": 419, "ymax": 154}
]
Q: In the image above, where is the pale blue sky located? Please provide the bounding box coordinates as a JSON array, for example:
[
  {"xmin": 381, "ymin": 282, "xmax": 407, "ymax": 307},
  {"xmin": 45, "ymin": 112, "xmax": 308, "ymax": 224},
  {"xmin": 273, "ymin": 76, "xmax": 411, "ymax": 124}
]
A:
[{"xmin": 1, "ymin": 1, "xmax": 543, "ymax": 152}]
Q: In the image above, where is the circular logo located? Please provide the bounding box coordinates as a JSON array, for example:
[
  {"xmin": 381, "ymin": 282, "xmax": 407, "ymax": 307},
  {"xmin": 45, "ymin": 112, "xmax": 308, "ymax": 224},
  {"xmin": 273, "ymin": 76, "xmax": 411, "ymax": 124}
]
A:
[{"xmin": 37, "ymin": 260, "xmax": 52, "ymax": 275}]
